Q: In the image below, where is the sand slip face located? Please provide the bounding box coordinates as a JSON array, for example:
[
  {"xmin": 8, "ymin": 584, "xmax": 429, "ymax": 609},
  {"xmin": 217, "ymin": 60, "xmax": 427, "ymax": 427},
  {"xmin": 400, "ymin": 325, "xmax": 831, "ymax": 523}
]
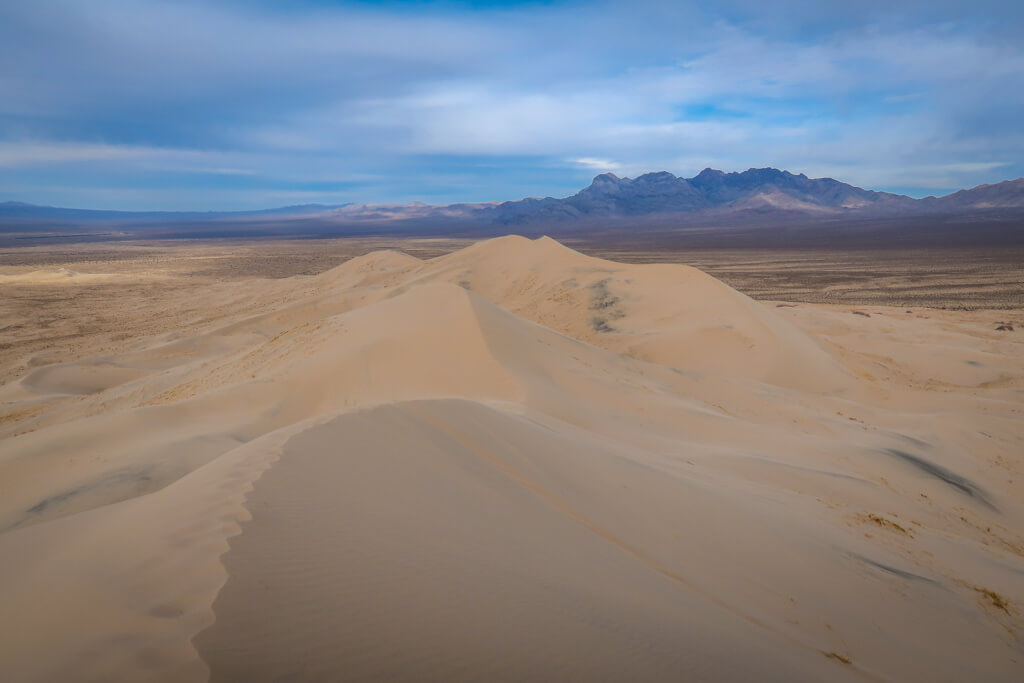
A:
[
  {"xmin": 193, "ymin": 398, "xmax": 1023, "ymax": 682},
  {"xmin": 0, "ymin": 236, "xmax": 1022, "ymax": 681},
  {"xmin": 194, "ymin": 400, "xmax": 863, "ymax": 683}
]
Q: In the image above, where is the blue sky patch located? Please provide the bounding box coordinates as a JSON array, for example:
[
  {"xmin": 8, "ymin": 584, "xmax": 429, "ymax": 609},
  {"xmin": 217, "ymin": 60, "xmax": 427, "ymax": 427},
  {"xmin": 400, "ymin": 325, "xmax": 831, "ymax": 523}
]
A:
[{"xmin": 0, "ymin": 0, "xmax": 1020, "ymax": 209}]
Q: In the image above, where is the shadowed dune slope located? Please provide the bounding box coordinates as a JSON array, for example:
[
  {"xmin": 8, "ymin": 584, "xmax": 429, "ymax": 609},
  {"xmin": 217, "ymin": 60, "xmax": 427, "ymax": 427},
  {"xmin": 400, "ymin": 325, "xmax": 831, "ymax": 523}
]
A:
[{"xmin": 0, "ymin": 236, "xmax": 1021, "ymax": 682}]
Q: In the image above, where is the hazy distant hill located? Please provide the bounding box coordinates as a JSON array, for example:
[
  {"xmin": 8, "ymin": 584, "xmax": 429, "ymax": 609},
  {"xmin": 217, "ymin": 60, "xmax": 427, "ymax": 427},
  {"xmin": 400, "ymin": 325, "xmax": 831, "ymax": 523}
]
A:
[
  {"xmin": 5, "ymin": 169, "xmax": 1024, "ymax": 226},
  {"xmin": 0, "ymin": 201, "xmax": 350, "ymax": 223},
  {"xmin": 2, "ymin": 169, "xmax": 1023, "ymax": 246},
  {"xmin": 925, "ymin": 178, "xmax": 1024, "ymax": 210}
]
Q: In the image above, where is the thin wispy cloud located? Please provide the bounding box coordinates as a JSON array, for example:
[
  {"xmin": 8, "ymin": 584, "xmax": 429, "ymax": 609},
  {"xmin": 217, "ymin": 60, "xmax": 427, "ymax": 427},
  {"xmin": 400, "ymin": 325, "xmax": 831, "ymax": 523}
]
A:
[
  {"xmin": 0, "ymin": 0, "xmax": 1020, "ymax": 209},
  {"xmin": 570, "ymin": 158, "xmax": 622, "ymax": 172}
]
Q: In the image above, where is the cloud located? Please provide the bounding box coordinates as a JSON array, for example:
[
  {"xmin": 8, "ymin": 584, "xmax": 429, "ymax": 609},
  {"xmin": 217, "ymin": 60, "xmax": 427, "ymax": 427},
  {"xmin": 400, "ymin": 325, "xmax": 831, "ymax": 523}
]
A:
[
  {"xmin": 0, "ymin": 0, "xmax": 1022, "ymax": 207},
  {"xmin": 570, "ymin": 158, "xmax": 622, "ymax": 172},
  {"xmin": 0, "ymin": 141, "xmax": 219, "ymax": 167}
]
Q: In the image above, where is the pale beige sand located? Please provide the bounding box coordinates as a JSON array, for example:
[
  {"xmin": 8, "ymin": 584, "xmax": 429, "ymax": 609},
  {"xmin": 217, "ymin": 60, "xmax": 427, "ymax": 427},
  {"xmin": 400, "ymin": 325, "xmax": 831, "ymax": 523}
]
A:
[
  {"xmin": 0, "ymin": 267, "xmax": 121, "ymax": 284},
  {"xmin": 195, "ymin": 401, "xmax": 863, "ymax": 682},
  {"xmin": 0, "ymin": 236, "xmax": 1022, "ymax": 681}
]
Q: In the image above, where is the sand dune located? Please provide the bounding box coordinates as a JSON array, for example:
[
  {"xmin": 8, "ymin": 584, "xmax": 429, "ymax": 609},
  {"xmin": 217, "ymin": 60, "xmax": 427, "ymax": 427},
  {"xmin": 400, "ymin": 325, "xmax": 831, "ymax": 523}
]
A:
[
  {"xmin": 0, "ymin": 236, "xmax": 1021, "ymax": 681},
  {"xmin": 0, "ymin": 267, "xmax": 123, "ymax": 284},
  {"xmin": 325, "ymin": 235, "xmax": 853, "ymax": 392}
]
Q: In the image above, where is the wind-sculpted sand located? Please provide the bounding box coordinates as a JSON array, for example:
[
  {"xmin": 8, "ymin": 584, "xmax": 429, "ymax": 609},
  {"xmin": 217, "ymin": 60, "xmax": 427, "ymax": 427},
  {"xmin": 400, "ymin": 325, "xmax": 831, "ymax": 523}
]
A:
[{"xmin": 0, "ymin": 236, "xmax": 1021, "ymax": 681}]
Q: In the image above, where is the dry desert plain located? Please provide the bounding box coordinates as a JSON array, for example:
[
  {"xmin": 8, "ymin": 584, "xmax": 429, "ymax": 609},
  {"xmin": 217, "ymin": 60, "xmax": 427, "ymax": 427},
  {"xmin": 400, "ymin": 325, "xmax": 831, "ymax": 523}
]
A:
[{"xmin": 0, "ymin": 235, "xmax": 1022, "ymax": 682}]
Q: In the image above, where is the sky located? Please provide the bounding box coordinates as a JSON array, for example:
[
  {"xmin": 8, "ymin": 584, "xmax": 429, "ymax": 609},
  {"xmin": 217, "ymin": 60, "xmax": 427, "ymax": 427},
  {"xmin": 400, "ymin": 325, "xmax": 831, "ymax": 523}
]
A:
[{"xmin": 1, "ymin": 0, "xmax": 1022, "ymax": 210}]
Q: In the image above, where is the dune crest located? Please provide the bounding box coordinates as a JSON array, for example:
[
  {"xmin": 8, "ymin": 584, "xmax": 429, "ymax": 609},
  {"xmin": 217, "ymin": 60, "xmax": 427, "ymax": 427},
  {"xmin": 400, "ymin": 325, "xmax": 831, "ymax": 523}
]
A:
[{"xmin": 0, "ymin": 236, "xmax": 1021, "ymax": 682}]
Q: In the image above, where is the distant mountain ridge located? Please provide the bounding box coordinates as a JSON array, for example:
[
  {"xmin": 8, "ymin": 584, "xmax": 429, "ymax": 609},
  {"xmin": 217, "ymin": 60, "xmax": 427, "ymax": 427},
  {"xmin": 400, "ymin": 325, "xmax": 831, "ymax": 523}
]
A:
[
  {"xmin": 5, "ymin": 168, "xmax": 1024, "ymax": 224},
  {"xmin": 487, "ymin": 168, "xmax": 1024, "ymax": 224},
  {"xmin": 2, "ymin": 169, "xmax": 1023, "ymax": 248}
]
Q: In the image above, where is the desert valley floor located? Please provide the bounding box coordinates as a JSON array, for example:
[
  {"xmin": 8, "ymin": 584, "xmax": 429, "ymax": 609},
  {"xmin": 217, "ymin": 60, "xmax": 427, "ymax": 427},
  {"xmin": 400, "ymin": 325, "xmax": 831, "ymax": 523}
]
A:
[{"xmin": 0, "ymin": 236, "xmax": 1022, "ymax": 681}]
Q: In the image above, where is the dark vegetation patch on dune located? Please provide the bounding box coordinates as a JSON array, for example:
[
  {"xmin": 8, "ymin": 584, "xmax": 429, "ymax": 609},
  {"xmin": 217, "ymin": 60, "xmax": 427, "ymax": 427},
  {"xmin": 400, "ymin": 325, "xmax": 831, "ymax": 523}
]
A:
[{"xmin": 589, "ymin": 278, "xmax": 625, "ymax": 333}]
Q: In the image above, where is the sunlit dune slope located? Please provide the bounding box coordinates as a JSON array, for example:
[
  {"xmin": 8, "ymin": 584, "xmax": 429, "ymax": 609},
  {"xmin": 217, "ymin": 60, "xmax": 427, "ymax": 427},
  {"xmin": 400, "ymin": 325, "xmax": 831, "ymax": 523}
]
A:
[{"xmin": 320, "ymin": 234, "xmax": 852, "ymax": 392}]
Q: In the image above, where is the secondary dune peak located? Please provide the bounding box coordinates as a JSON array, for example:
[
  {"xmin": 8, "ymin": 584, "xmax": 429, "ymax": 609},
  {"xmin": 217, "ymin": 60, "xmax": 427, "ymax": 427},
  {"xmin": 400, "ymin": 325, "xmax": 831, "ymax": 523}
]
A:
[{"xmin": 398, "ymin": 235, "xmax": 851, "ymax": 392}]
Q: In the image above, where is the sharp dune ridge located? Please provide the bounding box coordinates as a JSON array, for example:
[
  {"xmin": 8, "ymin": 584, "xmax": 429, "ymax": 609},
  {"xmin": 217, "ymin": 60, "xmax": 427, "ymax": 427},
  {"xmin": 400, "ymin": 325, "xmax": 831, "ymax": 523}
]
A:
[{"xmin": 0, "ymin": 235, "xmax": 1021, "ymax": 681}]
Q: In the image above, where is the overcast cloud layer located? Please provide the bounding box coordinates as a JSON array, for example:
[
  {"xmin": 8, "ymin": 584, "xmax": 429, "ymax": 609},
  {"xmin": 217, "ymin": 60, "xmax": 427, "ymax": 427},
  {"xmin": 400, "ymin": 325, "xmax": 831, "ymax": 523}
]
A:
[{"xmin": 1, "ymin": 0, "xmax": 1022, "ymax": 210}]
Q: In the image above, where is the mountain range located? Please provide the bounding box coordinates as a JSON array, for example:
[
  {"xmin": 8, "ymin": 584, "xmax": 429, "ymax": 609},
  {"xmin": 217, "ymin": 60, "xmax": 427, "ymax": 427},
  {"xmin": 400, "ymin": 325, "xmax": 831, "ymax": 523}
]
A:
[
  {"xmin": 486, "ymin": 168, "xmax": 1024, "ymax": 224},
  {"xmin": 3, "ymin": 168, "xmax": 1023, "ymax": 246}
]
